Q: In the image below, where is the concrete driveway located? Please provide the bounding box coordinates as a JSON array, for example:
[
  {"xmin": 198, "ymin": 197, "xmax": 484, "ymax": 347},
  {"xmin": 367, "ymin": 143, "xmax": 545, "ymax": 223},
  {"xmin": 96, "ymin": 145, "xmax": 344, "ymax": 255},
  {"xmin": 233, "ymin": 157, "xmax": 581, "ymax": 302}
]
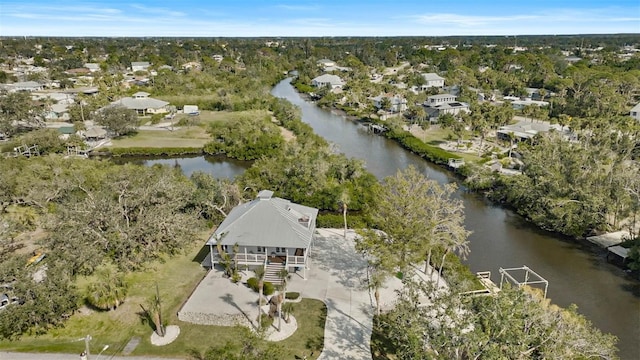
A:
[{"xmin": 288, "ymin": 228, "xmax": 375, "ymax": 360}]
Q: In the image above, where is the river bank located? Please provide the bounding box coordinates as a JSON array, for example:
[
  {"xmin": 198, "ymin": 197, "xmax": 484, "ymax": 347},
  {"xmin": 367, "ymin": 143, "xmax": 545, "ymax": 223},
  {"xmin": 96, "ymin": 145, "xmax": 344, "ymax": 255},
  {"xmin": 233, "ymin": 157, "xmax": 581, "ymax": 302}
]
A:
[{"xmin": 272, "ymin": 77, "xmax": 640, "ymax": 359}]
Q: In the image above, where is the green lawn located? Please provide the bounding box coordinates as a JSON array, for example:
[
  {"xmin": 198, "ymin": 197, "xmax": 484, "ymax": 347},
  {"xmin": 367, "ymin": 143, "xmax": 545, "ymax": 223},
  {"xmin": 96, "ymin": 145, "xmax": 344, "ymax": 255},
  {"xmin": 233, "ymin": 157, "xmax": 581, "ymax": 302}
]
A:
[
  {"xmin": 0, "ymin": 238, "xmax": 327, "ymax": 359},
  {"xmin": 108, "ymin": 110, "xmax": 270, "ymax": 148}
]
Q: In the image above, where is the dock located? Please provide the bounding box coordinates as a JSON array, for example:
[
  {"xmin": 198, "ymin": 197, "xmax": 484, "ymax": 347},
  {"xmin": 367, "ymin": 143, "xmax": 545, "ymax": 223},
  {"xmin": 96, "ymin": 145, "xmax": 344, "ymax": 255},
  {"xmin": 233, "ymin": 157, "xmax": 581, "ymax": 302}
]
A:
[
  {"xmin": 367, "ymin": 123, "xmax": 388, "ymax": 134},
  {"xmin": 586, "ymin": 231, "xmax": 629, "ymax": 248}
]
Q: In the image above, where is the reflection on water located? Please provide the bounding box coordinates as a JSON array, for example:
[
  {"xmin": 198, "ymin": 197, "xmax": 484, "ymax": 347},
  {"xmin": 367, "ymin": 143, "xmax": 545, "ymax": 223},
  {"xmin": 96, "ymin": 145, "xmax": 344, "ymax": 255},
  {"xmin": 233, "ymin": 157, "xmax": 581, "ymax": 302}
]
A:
[{"xmin": 112, "ymin": 155, "xmax": 250, "ymax": 179}]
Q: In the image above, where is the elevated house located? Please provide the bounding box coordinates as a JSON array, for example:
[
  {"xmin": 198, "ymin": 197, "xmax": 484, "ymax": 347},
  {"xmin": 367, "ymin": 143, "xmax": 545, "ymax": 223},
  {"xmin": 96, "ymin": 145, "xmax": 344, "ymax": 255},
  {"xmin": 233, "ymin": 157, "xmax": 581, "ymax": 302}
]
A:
[{"xmin": 205, "ymin": 190, "xmax": 318, "ymax": 282}]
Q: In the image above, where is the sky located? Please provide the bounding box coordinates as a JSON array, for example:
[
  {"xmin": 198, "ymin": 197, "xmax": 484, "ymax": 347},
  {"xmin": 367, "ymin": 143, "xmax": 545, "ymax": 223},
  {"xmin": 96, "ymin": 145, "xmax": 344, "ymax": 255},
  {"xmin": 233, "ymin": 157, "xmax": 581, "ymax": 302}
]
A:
[{"xmin": 0, "ymin": 0, "xmax": 639, "ymax": 37}]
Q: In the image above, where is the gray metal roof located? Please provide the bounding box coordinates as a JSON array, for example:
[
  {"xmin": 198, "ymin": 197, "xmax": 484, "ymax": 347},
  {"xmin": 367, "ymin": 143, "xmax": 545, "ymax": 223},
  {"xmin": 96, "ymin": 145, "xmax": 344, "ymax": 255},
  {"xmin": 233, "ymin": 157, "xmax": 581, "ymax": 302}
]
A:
[
  {"xmin": 422, "ymin": 73, "xmax": 445, "ymax": 81},
  {"xmin": 206, "ymin": 191, "xmax": 318, "ymax": 249},
  {"xmin": 111, "ymin": 96, "xmax": 168, "ymax": 110}
]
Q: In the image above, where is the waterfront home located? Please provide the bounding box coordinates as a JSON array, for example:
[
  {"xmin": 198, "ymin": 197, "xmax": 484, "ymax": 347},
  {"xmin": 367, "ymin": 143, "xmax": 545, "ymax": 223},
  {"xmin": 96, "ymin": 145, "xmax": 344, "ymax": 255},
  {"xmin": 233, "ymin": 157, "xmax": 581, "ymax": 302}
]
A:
[
  {"xmin": 205, "ymin": 190, "xmax": 318, "ymax": 283},
  {"xmin": 3, "ymin": 81, "xmax": 43, "ymax": 92},
  {"xmin": 371, "ymin": 94, "xmax": 408, "ymax": 113},
  {"xmin": 311, "ymin": 74, "xmax": 345, "ymax": 90},
  {"xmin": 423, "ymin": 94, "xmax": 469, "ymax": 119}
]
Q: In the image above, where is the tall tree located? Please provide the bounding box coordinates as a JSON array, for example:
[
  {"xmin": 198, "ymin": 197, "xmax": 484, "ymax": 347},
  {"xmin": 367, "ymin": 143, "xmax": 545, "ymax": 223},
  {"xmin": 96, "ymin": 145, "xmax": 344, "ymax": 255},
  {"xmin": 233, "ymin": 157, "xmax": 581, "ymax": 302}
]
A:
[{"xmin": 93, "ymin": 105, "xmax": 138, "ymax": 137}]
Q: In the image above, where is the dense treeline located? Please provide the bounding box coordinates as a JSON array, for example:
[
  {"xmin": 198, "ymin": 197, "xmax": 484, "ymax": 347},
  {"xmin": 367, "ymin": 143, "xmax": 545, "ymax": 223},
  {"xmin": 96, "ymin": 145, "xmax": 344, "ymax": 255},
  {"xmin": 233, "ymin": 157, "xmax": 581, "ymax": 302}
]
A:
[{"xmin": 0, "ymin": 156, "xmax": 237, "ymax": 338}]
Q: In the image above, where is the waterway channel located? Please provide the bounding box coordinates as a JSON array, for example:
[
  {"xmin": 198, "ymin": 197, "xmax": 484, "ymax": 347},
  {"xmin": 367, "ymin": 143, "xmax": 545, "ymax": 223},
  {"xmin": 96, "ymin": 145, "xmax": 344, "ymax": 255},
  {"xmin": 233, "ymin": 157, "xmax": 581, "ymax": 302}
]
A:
[
  {"xmin": 134, "ymin": 78, "xmax": 639, "ymax": 358},
  {"xmin": 271, "ymin": 78, "xmax": 639, "ymax": 359}
]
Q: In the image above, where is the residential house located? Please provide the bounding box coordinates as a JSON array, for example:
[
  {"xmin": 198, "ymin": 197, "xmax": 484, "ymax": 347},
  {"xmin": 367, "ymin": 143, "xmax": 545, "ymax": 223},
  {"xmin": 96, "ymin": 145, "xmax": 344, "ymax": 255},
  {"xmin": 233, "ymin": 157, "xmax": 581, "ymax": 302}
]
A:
[
  {"xmin": 311, "ymin": 74, "xmax": 345, "ymax": 90},
  {"xmin": 130, "ymin": 61, "xmax": 151, "ymax": 72},
  {"xmin": 509, "ymin": 99, "xmax": 549, "ymax": 110},
  {"xmin": 83, "ymin": 63, "xmax": 100, "ymax": 73},
  {"xmin": 630, "ymin": 103, "xmax": 640, "ymax": 121},
  {"xmin": 109, "ymin": 92, "xmax": 169, "ymax": 116},
  {"xmin": 496, "ymin": 120, "xmax": 564, "ymax": 141},
  {"xmin": 3, "ymin": 81, "xmax": 43, "ymax": 92},
  {"xmin": 420, "ymin": 73, "xmax": 445, "ymax": 89},
  {"xmin": 45, "ymin": 103, "xmax": 70, "ymax": 121},
  {"xmin": 317, "ymin": 59, "xmax": 336, "ymax": 68},
  {"xmin": 423, "ymin": 94, "xmax": 470, "ymax": 120},
  {"xmin": 205, "ymin": 190, "xmax": 318, "ymax": 281},
  {"xmin": 371, "ymin": 94, "xmax": 408, "ymax": 113}
]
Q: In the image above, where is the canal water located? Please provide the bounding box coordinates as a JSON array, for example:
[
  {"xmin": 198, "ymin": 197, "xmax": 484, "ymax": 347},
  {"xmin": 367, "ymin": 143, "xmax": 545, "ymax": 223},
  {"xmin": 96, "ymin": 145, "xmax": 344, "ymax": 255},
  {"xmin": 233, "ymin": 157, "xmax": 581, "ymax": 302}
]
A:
[
  {"xmin": 132, "ymin": 78, "xmax": 638, "ymax": 358},
  {"xmin": 270, "ymin": 78, "xmax": 639, "ymax": 359}
]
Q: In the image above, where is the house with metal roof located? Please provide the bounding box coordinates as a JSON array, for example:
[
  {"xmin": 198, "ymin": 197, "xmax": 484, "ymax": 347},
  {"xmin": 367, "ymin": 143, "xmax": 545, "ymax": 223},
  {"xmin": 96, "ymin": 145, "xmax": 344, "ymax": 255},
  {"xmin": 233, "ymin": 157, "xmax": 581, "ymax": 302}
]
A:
[
  {"xmin": 311, "ymin": 74, "xmax": 345, "ymax": 90},
  {"xmin": 109, "ymin": 92, "xmax": 169, "ymax": 116},
  {"xmin": 630, "ymin": 103, "xmax": 640, "ymax": 122},
  {"xmin": 205, "ymin": 190, "xmax": 318, "ymax": 282},
  {"xmin": 420, "ymin": 73, "xmax": 445, "ymax": 89}
]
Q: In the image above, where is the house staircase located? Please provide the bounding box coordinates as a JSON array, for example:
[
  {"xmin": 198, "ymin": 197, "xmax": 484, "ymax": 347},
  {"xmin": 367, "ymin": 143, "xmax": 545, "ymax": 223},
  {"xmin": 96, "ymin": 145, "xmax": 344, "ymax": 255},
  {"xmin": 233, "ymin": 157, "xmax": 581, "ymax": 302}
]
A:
[{"xmin": 264, "ymin": 262, "xmax": 285, "ymax": 285}]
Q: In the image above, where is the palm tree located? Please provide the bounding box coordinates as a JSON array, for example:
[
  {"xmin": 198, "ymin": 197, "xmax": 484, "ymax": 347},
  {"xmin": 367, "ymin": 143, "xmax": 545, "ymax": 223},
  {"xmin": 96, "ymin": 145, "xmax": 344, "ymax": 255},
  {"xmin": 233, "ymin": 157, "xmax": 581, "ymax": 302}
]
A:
[
  {"xmin": 85, "ymin": 264, "xmax": 128, "ymax": 311},
  {"xmin": 277, "ymin": 269, "xmax": 289, "ymax": 331},
  {"xmin": 254, "ymin": 267, "xmax": 266, "ymax": 329}
]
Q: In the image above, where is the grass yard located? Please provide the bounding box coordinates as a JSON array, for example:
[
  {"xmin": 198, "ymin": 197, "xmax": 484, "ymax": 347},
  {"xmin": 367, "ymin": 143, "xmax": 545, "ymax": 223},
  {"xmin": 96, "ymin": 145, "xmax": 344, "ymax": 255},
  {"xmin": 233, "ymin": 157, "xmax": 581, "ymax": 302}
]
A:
[
  {"xmin": 0, "ymin": 236, "xmax": 327, "ymax": 359},
  {"xmin": 108, "ymin": 110, "xmax": 270, "ymax": 149}
]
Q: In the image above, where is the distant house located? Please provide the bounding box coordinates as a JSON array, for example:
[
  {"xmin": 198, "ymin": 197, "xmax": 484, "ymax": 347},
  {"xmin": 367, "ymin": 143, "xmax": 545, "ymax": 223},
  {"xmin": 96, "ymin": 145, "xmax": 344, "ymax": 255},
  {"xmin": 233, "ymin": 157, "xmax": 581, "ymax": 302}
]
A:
[
  {"xmin": 65, "ymin": 68, "xmax": 91, "ymax": 75},
  {"xmin": 131, "ymin": 61, "xmax": 151, "ymax": 72},
  {"xmin": 205, "ymin": 190, "xmax": 318, "ymax": 281},
  {"xmin": 317, "ymin": 59, "xmax": 336, "ymax": 68},
  {"xmin": 423, "ymin": 94, "xmax": 470, "ymax": 119},
  {"xmin": 3, "ymin": 81, "xmax": 43, "ymax": 92},
  {"xmin": 496, "ymin": 120, "xmax": 563, "ymax": 141},
  {"xmin": 45, "ymin": 103, "xmax": 70, "ymax": 121},
  {"xmin": 83, "ymin": 63, "xmax": 100, "ymax": 72},
  {"xmin": 564, "ymin": 56, "xmax": 582, "ymax": 64},
  {"xmin": 371, "ymin": 94, "xmax": 408, "ymax": 113},
  {"xmin": 311, "ymin": 74, "xmax": 345, "ymax": 90},
  {"xmin": 509, "ymin": 99, "xmax": 549, "ymax": 110},
  {"xmin": 630, "ymin": 103, "xmax": 640, "ymax": 121},
  {"xmin": 420, "ymin": 73, "xmax": 445, "ymax": 89},
  {"xmin": 109, "ymin": 92, "xmax": 169, "ymax": 116}
]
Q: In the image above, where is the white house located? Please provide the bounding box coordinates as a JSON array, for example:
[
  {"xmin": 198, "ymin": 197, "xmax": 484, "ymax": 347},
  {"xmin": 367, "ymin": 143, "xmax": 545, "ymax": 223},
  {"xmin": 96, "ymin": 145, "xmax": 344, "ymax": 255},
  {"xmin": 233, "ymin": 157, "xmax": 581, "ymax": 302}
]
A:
[
  {"xmin": 109, "ymin": 92, "xmax": 169, "ymax": 116},
  {"xmin": 371, "ymin": 94, "xmax": 408, "ymax": 113},
  {"xmin": 630, "ymin": 103, "xmax": 640, "ymax": 121},
  {"xmin": 317, "ymin": 59, "xmax": 336, "ymax": 68},
  {"xmin": 311, "ymin": 74, "xmax": 345, "ymax": 90},
  {"xmin": 423, "ymin": 94, "xmax": 470, "ymax": 119},
  {"xmin": 205, "ymin": 190, "xmax": 318, "ymax": 282},
  {"xmin": 3, "ymin": 81, "xmax": 43, "ymax": 92},
  {"xmin": 420, "ymin": 73, "xmax": 445, "ymax": 89},
  {"xmin": 130, "ymin": 61, "xmax": 151, "ymax": 72},
  {"xmin": 84, "ymin": 63, "xmax": 100, "ymax": 73}
]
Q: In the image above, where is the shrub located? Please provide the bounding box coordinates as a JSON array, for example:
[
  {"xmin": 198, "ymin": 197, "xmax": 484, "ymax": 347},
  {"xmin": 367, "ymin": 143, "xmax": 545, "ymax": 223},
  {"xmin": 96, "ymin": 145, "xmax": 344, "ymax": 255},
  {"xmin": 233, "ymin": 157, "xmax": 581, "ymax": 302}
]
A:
[
  {"xmin": 108, "ymin": 147, "xmax": 203, "ymax": 157},
  {"xmin": 285, "ymin": 292, "xmax": 300, "ymax": 300},
  {"xmin": 316, "ymin": 213, "xmax": 369, "ymax": 229},
  {"xmin": 263, "ymin": 281, "xmax": 275, "ymax": 296},
  {"xmin": 246, "ymin": 277, "xmax": 275, "ymax": 295},
  {"xmin": 246, "ymin": 277, "xmax": 258, "ymax": 291}
]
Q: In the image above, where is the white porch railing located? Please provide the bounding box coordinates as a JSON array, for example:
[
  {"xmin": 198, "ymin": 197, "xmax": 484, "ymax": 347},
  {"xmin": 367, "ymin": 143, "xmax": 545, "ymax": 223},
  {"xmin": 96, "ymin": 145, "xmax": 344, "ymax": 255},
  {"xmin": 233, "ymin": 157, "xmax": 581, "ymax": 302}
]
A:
[
  {"xmin": 234, "ymin": 253, "xmax": 267, "ymax": 265},
  {"xmin": 286, "ymin": 255, "xmax": 306, "ymax": 266}
]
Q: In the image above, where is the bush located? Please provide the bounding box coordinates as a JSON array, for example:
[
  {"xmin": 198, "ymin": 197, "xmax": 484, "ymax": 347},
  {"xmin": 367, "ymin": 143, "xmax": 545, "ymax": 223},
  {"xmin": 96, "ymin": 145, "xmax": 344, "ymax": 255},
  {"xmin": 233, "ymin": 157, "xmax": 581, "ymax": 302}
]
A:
[
  {"xmin": 246, "ymin": 277, "xmax": 258, "ymax": 291},
  {"xmin": 384, "ymin": 127, "xmax": 460, "ymax": 165},
  {"xmin": 108, "ymin": 147, "xmax": 203, "ymax": 157},
  {"xmin": 246, "ymin": 277, "xmax": 275, "ymax": 295},
  {"xmin": 285, "ymin": 292, "xmax": 300, "ymax": 300},
  {"xmin": 316, "ymin": 213, "xmax": 369, "ymax": 229},
  {"xmin": 263, "ymin": 281, "xmax": 275, "ymax": 296}
]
